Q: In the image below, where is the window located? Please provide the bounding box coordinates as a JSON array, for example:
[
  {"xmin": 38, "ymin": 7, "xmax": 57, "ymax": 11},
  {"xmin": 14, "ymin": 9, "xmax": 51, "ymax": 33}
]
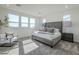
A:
[
  {"xmin": 8, "ymin": 14, "xmax": 19, "ymax": 27},
  {"xmin": 30, "ymin": 18, "xmax": 35, "ymax": 28},
  {"xmin": 63, "ymin": 15, "xmax": 72, "ymax": 27},
  {"xmin": 8, "ymin": 14, "xmax": 36, "ymax": 28},
  {"xmin": 42, "ymin": 18, "xmax": 46, "ymax": 23},
  {"xmin": 21, "ymin": 17, "xmax": 28, "ymax": 27},
  {"xmin": 63, "ymin": 15, "xmax": 70, "ymax": 21}
]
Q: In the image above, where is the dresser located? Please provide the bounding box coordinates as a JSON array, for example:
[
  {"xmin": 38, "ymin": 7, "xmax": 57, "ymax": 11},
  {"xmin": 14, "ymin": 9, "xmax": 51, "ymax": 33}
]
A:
[{"xmin": 62, "ymin": 33, "xmax": 73, "ymax": 42}]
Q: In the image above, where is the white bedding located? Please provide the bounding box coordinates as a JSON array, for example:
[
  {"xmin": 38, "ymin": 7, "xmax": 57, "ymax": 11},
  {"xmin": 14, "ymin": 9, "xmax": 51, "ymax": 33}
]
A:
[{"xmin": 32, "ymin": 31, "xmax": 61, "ymax": 41}]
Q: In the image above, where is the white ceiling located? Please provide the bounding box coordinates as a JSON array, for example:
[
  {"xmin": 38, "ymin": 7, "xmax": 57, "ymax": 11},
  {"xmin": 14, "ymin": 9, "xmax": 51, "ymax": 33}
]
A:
[{"xmin": 0, "ymin": 4, "xmax": 79, "ymax": 17}]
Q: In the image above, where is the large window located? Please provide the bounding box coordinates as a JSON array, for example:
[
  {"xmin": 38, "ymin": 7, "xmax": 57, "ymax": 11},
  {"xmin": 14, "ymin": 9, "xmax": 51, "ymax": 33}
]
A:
[
  {"xmin": 63, "ymin": 15, "xmax": 72, "ymax": 27},
  {"xmin": 8, "ymin": 14, "xmax": 36, "ymax": 28},
  {"xmin": 21, "ymin": 17, "xmax": 28, "ymax": 27},
  {"xmin": 30, "ymin": 18, "xmax": 35, "ymax": 28},
  {"xmin": 8, "ymin": 14, "xmax": 19, "ymax": 27}
]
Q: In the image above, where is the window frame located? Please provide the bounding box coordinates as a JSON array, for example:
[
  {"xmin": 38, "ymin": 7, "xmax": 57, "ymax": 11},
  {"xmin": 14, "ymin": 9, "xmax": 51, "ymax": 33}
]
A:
[
  {"xmin": 8, "ymin": 13, "xmax": 36, "ymax": 28},
  {"xmin": 8, "ymin": 14, "xmax": 19, "ymax": 27},
  {"xmin": 29, "ymin": 18, "xmax": 36, "ymax": 28},
  {"xmin": 20, "ymin": 16, "xmax": 29, "ymax": 28}
]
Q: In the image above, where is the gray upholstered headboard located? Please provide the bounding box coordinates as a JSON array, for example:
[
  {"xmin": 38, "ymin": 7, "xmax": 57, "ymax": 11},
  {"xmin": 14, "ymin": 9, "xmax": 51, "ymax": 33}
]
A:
[{"xmin": 43, "ymin": 21, "xmax": 62, "ymax": 33}]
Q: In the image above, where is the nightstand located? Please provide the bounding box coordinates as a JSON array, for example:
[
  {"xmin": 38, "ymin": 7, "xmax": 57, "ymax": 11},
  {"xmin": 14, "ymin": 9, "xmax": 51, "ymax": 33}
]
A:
[{"xmin": 62, "ymin": 33, "xmax": 73, "ymax": 42}]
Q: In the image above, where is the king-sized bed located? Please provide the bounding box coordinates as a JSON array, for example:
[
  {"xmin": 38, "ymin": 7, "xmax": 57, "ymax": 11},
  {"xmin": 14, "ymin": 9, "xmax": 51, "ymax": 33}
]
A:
[{"xmin": 32, "ymin": 21, "xmax": 62, "ymax": 47}]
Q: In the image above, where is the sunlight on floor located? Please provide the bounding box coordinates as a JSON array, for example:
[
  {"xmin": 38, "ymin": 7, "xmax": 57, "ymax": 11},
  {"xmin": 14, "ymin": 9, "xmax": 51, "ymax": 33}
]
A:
[
  {"xmin": 23, "ymin": 39, "xmax": 39, "ymax": 54},
  {"xmin": 23, "ymin": 39, "xmax": 33, "ymax": 45}
]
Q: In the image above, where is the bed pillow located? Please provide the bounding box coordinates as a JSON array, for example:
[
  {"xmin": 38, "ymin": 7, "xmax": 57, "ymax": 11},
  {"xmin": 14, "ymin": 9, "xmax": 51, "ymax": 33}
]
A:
[
  {"xmin": 39, "ymin": 27, "xmax": 47, "ymax": 32},
  {"xmin": 46, "ymin": 28, "xmax": 55, "ymax": 33}
]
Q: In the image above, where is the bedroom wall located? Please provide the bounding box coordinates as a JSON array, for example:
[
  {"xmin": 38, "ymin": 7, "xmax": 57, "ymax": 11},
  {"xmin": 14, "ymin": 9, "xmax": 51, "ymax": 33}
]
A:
[
  {"xmin": 0, "ymin": 7, "xmax": 40, "ymax": 38},
  {"xmin": 71, "ymin": 8, "xmax": 79, "ymax": 42},
  {"xmin": 45, "ymin": 7, "xmax": 79, "ymax": 42}
]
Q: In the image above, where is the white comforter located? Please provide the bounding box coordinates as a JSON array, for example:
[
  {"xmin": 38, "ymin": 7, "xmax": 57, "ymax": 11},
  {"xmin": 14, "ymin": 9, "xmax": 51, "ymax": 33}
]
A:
[{"xmin": 32, "ymin": 31, "xmax": 61, "ymax": 40}]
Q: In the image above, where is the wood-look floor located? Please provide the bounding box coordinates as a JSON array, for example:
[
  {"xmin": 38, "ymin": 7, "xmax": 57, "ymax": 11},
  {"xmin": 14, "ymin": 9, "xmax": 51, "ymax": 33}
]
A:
[{"xmin": 0, "ymin": 37, "xmax": 79, "ymax": 55}]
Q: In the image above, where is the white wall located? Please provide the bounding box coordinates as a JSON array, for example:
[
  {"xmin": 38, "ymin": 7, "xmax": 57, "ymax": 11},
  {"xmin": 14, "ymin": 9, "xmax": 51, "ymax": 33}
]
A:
[
  {"xmin": 71, "ymin": 8, "xmax": 79, "ymax": 42},
  {"xmin": 45, "ymin": 7, "xmax": 79, "ymax": 42},
  {"xmin": 0, "ymin": 7, "xmax": 40, "ymax": 38}
]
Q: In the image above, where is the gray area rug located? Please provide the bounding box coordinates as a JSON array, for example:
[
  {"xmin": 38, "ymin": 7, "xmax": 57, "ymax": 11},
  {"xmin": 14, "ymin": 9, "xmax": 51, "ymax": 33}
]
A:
[
  {"xmin": 0, "ymin": 37, "xmax": 79, "ymax": 55},
  {"xmin": 27, "ymin": 39, "xmax": 79, "ymax": 55}
]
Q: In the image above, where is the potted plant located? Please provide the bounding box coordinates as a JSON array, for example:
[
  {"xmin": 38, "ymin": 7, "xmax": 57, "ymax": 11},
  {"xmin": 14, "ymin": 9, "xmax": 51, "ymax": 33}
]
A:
[
  {"xmin": 4, "ymin": 16, "xmax": 8, "ymax": 27},
  {"xmin": 0, "ymin": 20, "xmax": 3, "ymax": 26}
]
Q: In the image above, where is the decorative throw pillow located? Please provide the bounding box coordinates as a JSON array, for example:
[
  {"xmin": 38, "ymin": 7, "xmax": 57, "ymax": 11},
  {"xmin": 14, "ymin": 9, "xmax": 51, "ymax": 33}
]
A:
[
  {"xmin": 39, "ymin": 27, "xmax": 47, "ymax": 32},
  {"xmin": 46, "ymin": 28, "xmax": 55, "ymax": 33}
]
